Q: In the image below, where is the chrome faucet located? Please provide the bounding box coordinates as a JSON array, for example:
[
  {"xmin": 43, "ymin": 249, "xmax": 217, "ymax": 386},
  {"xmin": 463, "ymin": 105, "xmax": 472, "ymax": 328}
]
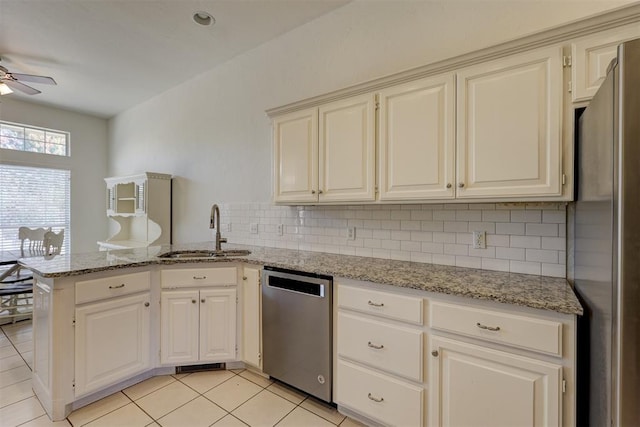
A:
[{"xmin": 209, "ymin": 204, "xmax": 227, "ymax": 251}]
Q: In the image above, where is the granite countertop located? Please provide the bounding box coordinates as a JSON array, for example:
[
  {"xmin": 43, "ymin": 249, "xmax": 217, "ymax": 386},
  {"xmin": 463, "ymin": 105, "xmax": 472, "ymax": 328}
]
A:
[{"xmin": 19, "ymin": 242, "xmax": 583, "ymax": 315}]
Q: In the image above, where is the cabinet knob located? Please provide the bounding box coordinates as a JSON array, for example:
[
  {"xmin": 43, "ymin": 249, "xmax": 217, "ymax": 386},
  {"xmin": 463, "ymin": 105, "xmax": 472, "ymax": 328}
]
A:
[
  {"xmin": 431, "ymin": 350, "xmax": 439, "ymax": 357},
  {"xmin": 458, "ymin": 182, "xmax": 465, "ymax": 188},
  {"xmin": 318, "ymin": 189, "xmax": 323, "ymax": 194},
  {"xmin": 201, "ymin": 298, "xmax": 205, "ymax": 303},
  {"xmin": 311, "ymin": 190, "xmax": 316, "ymax": 194},
  {"xmin": 144, "ymin": 302, "xmax": 150, "ymax": 307},
  {"xmin": 242, "ymin": 276, "xmax": 247, "ymax": 280},
  {"xmin": 192, "ymin": 299, "xmax": 197, "ymax": 304},
  {"xmin": 446, "ymin": 183, "xmax": 452, "ymax": 189}
]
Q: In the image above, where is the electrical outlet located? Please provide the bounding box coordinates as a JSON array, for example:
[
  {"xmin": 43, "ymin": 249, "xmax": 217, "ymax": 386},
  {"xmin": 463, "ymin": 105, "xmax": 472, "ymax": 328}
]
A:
[
  {"xmin": 347, "ymin": 227, "xmax": 356, "ymax": 240},
  {"xmin": 472, "ymin": 230, "xmax": 486, "ymax": 249},
  {"xmin": 250, "ymin": 223, "xmax": 259, "ymax": 234},
  {"xmin": 226, "ymin": 223, "xmax": 232, "ymax": 232},
  {"xmin": 277, "ymin": 224, "xmax": 284, "ymax": 236}
]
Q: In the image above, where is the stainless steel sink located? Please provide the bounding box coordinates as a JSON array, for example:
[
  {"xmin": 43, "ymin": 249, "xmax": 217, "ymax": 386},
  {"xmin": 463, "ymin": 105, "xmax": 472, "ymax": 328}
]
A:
[{"xmin": 158, "ymin": 249, "xmax": 251, "ymax": 259}]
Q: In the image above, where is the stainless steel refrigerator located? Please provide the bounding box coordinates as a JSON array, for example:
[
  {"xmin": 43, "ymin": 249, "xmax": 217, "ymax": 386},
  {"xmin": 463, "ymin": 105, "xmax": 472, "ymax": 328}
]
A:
[{"xmin": 572, "ymin": 38, "xmax": 640, "ymax": 426}]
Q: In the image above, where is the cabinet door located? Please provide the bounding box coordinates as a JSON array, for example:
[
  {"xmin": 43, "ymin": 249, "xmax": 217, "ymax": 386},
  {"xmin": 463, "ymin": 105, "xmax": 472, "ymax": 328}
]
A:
[
  {"xmin": 572, "ymin": 23, "xmax": 640, "ymax": 102},
  {"xmin": 273, "ymin": 108, "xmax": 319, "ymax": 203},
  {"xmin": 75, "ymin": 293, "xmax": 151, "ymax": 396},
  {"xmin": 200, "ymin": 288, "xmax": 237, "ymax": 361},
  {"xmin": 456, "ymin": 46, "xmax": 563, "ymax": 199},
  {"xmin": 319, "ymin": 94, "xmax": 376, "ymax": 202},
  {"xmin": 160, "ymin": 290, "xmax": 199, "ymax": 365},
  {"xmin": 242, "ymin": 267, "xmax": 261, "ymax": 369},
  {"xmin": 429, "ymin": 336, "xmax": 561, "ymax": 427},
  {"xmin": 378, "ymin": 74, "xmax": 455, "ymax": 200}
]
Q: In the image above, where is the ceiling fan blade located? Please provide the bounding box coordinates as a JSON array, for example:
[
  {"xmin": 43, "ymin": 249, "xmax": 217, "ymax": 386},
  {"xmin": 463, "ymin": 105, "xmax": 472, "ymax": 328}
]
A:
[
  {"xmin": 3, "ymin": 79, "xmax": 41, "ymax": 95},
  {"xmin": 9, "ymin": 73, "xmax": 56, "ymax": 85}
]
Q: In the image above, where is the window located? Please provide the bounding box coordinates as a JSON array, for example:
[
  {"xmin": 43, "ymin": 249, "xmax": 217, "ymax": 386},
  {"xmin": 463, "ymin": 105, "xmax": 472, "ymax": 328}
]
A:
[
  {"xmin": 0, "ymin": 164, "xmax": 70, "ymax": 254},
  {"xmin": 0, "ymin": 121, "xmax": 69, "ymax": 156}
]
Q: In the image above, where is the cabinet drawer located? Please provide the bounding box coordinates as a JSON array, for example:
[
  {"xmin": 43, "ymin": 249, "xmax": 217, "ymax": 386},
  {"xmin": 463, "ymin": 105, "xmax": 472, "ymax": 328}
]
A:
[
  {"xmin": 76, "ymin": 271, "xmax": 150, "ymax": 304},
  {"xmin": 338, "ymin": 285, "xmax": 423, "ymax": 325},
  {"xmin": 337, "ymin": 360, "xmax": 423, "ymax": 427},
  {"xmin": 430, "ymin": 302, "xmax": 562, "ymax": 356},
  {"xmin": 338, "ymin": 312, "xmax": 423, "ymax": 382},
  {"xmin": 161, "ymin": 267, "xmax": 237, "ymax": 288}
]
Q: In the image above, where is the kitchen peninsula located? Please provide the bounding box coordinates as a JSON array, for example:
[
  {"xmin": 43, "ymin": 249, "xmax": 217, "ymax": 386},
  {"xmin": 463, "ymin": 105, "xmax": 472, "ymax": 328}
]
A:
[{"xmin": 21, "ymin": 243, "xmax": 581, "ymax": 426}]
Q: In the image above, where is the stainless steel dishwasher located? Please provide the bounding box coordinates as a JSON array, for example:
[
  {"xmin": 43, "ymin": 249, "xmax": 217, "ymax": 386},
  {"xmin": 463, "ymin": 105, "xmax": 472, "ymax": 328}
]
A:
[{"xmin": 261, "ymin": 266, "xmax": 333, "ymax": 403}]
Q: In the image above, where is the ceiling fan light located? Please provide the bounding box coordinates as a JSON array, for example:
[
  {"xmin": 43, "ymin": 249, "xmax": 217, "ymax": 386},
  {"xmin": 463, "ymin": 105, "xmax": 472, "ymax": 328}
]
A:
[
  {"xmin": 0, "ymin": 83, "xmax": 13, "ymax": 95},
  {"xmin": 193, "ymin": 11, "xmax": 215, "ymax": 26}
]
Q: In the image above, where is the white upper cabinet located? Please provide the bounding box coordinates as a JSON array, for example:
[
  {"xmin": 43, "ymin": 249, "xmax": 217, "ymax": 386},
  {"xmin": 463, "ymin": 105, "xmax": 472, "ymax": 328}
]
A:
[
  {"xmin": 273, "ymin": 108, "xmax": 318, "ymax": 203},
  {"xmin": 378, "ymin": 74, "xmax": 456, "ymax": 200},
  {"xmin": 456, "ymin": 46, "xmax": 563, "ymax": 199},
  {"xmin": 571, "ymin": 23, "xmax": 640, "ymax": 102},
  {"xmin": 318, "ymin": 94, "xmax": 376, "ymax": 202}
]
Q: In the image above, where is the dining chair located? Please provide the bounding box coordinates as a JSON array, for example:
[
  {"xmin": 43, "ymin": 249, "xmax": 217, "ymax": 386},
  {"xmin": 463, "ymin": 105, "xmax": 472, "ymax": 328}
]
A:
[{"xmin": 0, "ymin": 227, "xmax": 64, "ymax": 324}]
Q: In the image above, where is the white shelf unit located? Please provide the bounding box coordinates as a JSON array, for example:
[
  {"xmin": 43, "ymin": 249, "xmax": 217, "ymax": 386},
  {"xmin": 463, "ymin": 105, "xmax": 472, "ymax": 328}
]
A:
[{"xmin": 98, "ymin": 172, "xmax": 172, "ymax": 250}]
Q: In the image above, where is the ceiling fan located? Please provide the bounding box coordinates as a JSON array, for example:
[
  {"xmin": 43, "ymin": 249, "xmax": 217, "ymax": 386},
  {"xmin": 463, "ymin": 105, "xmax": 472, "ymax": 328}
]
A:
[{"xmin": 0, "ymin": 64, "xmax": 57, "ymax": 95}]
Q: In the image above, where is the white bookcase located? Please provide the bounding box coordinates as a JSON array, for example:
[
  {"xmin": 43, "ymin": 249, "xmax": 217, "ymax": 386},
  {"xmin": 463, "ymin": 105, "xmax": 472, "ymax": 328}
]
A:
[{"xmin": 98, "ymin": 172, "xmax": 172, "ymax": 250}]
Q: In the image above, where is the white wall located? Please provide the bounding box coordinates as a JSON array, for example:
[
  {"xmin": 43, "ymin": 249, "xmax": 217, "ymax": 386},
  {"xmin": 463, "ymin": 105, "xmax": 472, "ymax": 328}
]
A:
[
  {"xmin": 108, "ymin": 1, "xmax": 631, "ymax": 249},
  {"xmin": 0, "ymin": 98, "xmax": 108, "ymax": 253}
]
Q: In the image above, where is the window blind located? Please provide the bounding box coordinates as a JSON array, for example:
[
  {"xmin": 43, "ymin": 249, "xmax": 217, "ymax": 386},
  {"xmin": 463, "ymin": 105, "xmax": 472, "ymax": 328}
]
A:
[{"xmin": 0, "ymin": 164, "xmax": 70, "ymax": 253}]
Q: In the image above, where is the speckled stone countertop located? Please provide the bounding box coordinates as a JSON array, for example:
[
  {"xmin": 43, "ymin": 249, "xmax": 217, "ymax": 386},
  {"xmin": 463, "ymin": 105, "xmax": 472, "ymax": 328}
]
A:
[{"xmin": 19, "ymin": 242, "xmax": 582, "ymax": 315}]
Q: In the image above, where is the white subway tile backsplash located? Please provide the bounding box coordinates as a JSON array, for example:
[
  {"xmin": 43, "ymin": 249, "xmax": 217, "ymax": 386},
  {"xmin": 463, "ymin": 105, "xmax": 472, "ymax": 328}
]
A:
[
  {"xmin": 525, "ymin": 223, "xmax": 558, "ymax": 237},
  {"xmin": 510, "ymin": 260, "xmax": 541, "ymax": 275},
  {"xmin": 511, "ymin": 210, "xmax": 542, "ymax": 223},
  {"xmin": 495, "ymin": 223, "xmax": 525, "ymax": 235},
  {"xmin": 496, "ymin": 247, "xmax": 526, "ymax": 261},
  {"xmin": 525, "ymin": 249, "xmax": 558, "ymax": 263},
  {"xmin": 456, "ymin": 256, "xmax": 483, "ymax": 268},
  {"xmin": 543, "ymin": 263, "xmax": 566, "ymax": 277},
  {"xmin": 220, "ymin": 202, "xmax": 566, "ymax": 278},
  {"xmin": 510, "ymin": 235, "xmax": 541, "ymax": 249}
]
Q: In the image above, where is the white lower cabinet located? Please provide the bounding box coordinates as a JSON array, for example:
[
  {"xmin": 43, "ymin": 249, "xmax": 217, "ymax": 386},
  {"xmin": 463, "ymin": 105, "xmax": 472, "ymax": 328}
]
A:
[
  {"xmin": 429, "ymin": 336, "xmax": 561, "ymax": 427},
  {"xmin": 335, "ymin": 279, "xmax": 575, "ymax": 427},
  {"xmin": 74, "ymin": 292, "xmax": 151, "ymax": 397},
  {"xmin": 160, "ymin": 267, "xmax": 238, "ymax": 365},
  {"xmin": 241, "ymin": 267, "xmax": 261, "ymax": 369},
  {"xmin": 161, "ymin": 288, "xmax": 236, "ymax": 364},
  {"xmin": 336, "ymin": 280, "xmax": 425, "ymax": 426}
]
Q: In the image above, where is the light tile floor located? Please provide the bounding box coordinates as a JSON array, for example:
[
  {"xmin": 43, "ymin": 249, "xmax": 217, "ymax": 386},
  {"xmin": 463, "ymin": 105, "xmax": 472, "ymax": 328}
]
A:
[{"xmin": 0, "ymin": 320, "xmax": 366, "ymax": 427}]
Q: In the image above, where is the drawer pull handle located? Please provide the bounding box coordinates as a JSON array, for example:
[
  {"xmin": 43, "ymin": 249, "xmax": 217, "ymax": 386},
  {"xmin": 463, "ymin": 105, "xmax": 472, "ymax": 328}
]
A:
[
  {"xmin": 109, "ymin": 284, "xmax": 125, "ymax": 289},
  {"xmin": 476, "ymin": 322, "xmax": 500, "ymax": 332},
  {"xmin": 367, "ymin": 300, "xmax": 384, "ymax": 307},
  {"xmin": 367, "ymin": 393, "xmax": 384, "ymax": 403},
  {"xmin": 193, "ymin": 276, "xmax": 207, "ymax": 280},
  {"xmin": 367, "ymin": 341, "xmax": 384, "ymax": 350}
]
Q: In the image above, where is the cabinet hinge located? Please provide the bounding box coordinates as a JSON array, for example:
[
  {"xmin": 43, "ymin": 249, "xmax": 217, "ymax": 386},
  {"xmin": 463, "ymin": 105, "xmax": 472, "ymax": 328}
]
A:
[
  {"xmin": 72, "ymin": 318, "xmax": 75, "ymax": 327},
  {"xmin": 562, "ymin": 173, "xmax": 566, "ymax": 185},
  {"xmin": 258, "ymin": 352, "xmax": 262, "ymax": 360},
  {"xmin": 568, "ymin": 81, "xmax": 572, "ymax": 93},
  {"xmin": 562, "ymin": 379, "xmax": 567, "ymax": 393},
  {"xmin": 563, "ymin": 55, "xmax": 572, "ymax": 67},
  {"xmin": 374, "ymin": 94, "xmax": 380, "ymax": 110},
  {"xmin": 375, "ymin": 186, "xmax": 379, "ymax": 194},
  {"xmin": 72, "ymin": 380, "xmax": 75, "ymax": 388}
]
